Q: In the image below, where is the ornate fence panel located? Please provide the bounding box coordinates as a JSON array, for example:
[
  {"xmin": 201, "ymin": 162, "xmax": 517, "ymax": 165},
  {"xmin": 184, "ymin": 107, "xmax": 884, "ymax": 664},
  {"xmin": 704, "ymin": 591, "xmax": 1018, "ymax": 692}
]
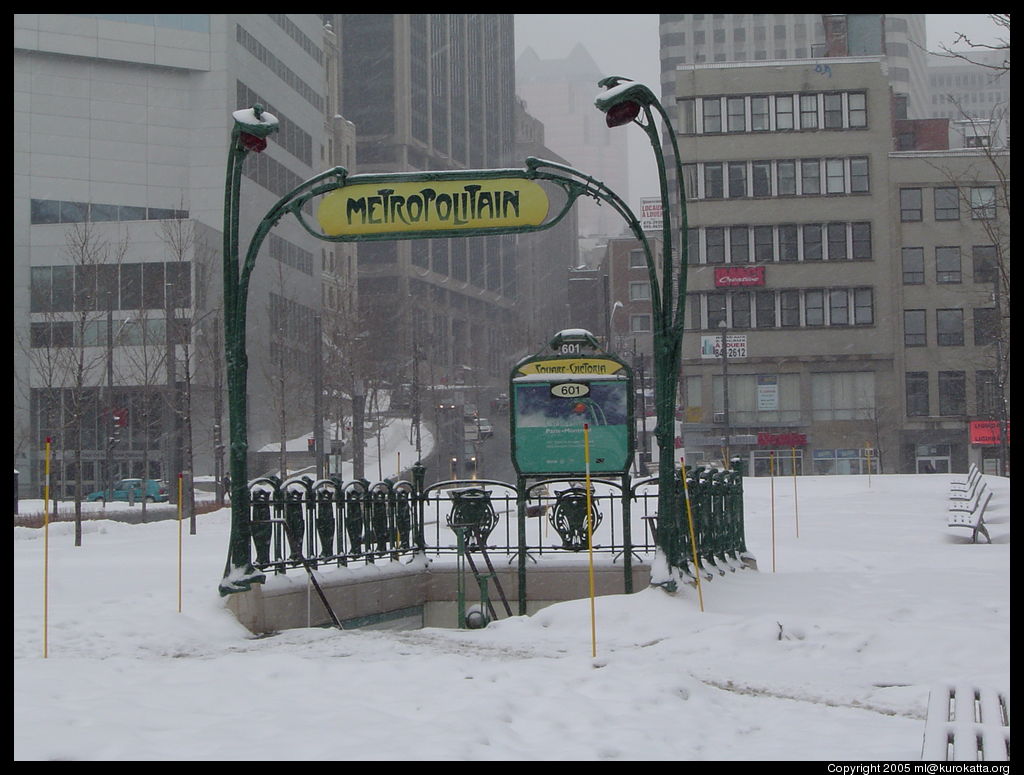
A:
[{"xmin": 246, "ymin": 467, "xmax": 748, "ymax": 583}]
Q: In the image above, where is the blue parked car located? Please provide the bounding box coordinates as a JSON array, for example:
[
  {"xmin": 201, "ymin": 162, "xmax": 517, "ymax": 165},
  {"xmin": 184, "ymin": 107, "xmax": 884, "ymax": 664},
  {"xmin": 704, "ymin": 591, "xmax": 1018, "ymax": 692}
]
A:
[{"xmin": 86, "ymin": 478, "xmax": 169, "ymax": 503}]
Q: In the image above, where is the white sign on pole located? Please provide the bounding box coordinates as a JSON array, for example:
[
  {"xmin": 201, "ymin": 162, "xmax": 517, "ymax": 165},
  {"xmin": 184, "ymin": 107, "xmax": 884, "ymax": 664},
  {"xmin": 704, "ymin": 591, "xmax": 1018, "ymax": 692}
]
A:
[
  {"xmin": 756, "ymin": 375, "xmax": 778, "ymax": 411},
  {"xmin": 640, "ymin": 197, "xmax": 663, "ymax": 232}
]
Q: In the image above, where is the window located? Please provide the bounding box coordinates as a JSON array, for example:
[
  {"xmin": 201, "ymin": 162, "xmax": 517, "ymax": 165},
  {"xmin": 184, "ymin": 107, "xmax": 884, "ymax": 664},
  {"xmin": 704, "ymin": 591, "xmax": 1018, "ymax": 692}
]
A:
[
  {"xmin": 938, "ymin": 371, "xmax": 966, "ymax": 416},
  {"xmin": 775, "ymin": 95, "xmax": 794, "ymax": 130},
  {"xmin": 827, "ymin": 223, "xmax": 847, "ymax": 260},
  {"xmin": 727, "ymin": 97, "xmax": 746, "ymax": 132},
  {"xmin": 900, "ymin": 188, "xmax": 923, "ymax": 221},
  {"xmin": 805, "ymin": 290, "xmax": 825, "ymax": 326},
  {"xmin": 823, "ymin": 93, "xmax": 843, "ymax": 128},
  {"xmin": 800, "ymin": 159, "xmax": 820, "ymax": 194},
  {"xmin": 802, "ymin": 224, "xmax": 822, "ymax": 261},
  {"xmin": 936, "ymin": 309, "xmax": 964, "ymax": 346},
  {"xmin": 754, "ymin": 226, "xmax": 774, "ymax": 262},
  {"xmin": 679, "ymin": 99, "xmax": 696, "ymax": 134},
  {"xmin": 629, "ymin": 249, "xmax": 646, "ymax": 268},
  {"xmin": 778, "ymin": 225, "xmax": 798, "ymax": 261},
  {"xmin": 703, "ymin": 97, "xmax": 722, "ymax": 133},
  {"xmin": 970, "ymin": 186, "xmax": 996, "ymax": 219},
  {"xmin": 750, "ymin": 96, "xmax": 770, "ymax": 130},
  {"xmin": 851, "ymin": 223, "xmax": 872, "ymax": 260},
  {"xmin": 706, "ymin": 294, "xmax": 726, "ymax": 329},
  {"xmin": 731, "ymin": 292, "xmax": 751, "ymax": 328},
  {"xmin": 825, "ymin": 159, "xmax": 845, "ymax": 194},
  {"xmin": 906, "ymin": 372, "xmax": 929, "ymax": 416},
  {"xmin": 777, "ymin": 160, "xmax": 796, "ymax": 195},
  {"xmin": 829, "ymin": 289, "xmax": 849, "ymax": 325},
  {"xmin": 704, "ymin": 163, "xmax": 724, "ymax": 198},
  {"xmin": 752, "ymin": 161, "xmax": 772, "ymax": 196},
  {"xmin": 780, "ymin": 290, "xmax": 800, "ymax": 327},
  {"xmin": 976, "ymin": 371, "xmax": 998, "ymax": 417},
  {"xmin": 682, "ymin": 164, "xmax": 699, "ymax": 200},
  {"xmin": 629, "ymin": 281, "xmax": 650, "ymax": 301},
  {"xmin": 972, "ymin": 245, "xmax": 998, "ymax": 283},
  {"xmin": 935, "ymin": 247, "xmax": 961, "ymax": 283},
  {"xmin": 973, "ymin": 307, "xmax": 1000, "ymax": 346},
  {"xmin": 812, "ymin": 372, "xmax": 875, "ymax": 420},
  {"xmin": 904, "ymin": 310, "xmax": 926, "ymax": 346},
  {"xmin": 848, "ymin": 92, "xmax": 867, "ymax": 127},
  {"xmin": 705, "ymin": 227, "xmax": 726, "ymax": 264},
  {"xmin": 934, "ymin": 187, "xmax": 959, "ymax": 220},
  {"xmin": 728, "ymin": 162, "xmax": 747, "ymax": 198},
  {"xmin": 800, "ymin": 94, "xmax": 819, "ymax": 129},
  {"xmin": 630, "ymin": 314, "xmax": 651, "ymax": 333},
  {"xmin": 755, "ymin": 291, "xmax": 776, "ymax": 328},
  {"xmin": 902, "ymin": 247, "xmax": 924, "ymax": 284},
  {"xmin": 729, "ymin": 227, "xmax": 749, "ymax": 263},
  {"xmin": 853, "ymin": 288, "xmax": 873, "ymax": 325},
  {"xmin": 849, "ymin": 157, "xmax": 869, "ymax": 192}
]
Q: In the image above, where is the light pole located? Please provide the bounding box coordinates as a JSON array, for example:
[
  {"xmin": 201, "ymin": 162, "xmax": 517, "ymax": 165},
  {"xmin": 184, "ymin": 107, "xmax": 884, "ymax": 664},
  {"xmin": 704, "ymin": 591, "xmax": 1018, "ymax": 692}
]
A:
[
  {"xmin": 595, "ymin": 77, "xmax": 691, "ymax": 585},
  {"xmin": 719, "ymin": 320, "xmax": 730, "ymax": 467}
]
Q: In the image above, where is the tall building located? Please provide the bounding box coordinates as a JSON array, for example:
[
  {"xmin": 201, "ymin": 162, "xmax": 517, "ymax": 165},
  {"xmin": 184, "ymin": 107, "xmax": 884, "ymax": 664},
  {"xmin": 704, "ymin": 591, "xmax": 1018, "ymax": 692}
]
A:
[
  {"xmin": 661, "ymin": 55, "xmax": 1009, "ymax": 475},
  {"xmin": 14, "ymin": 14, "xmax": 343, "ymax": 496},
  {"xmin": 516, "ymin": 43, "xmax": 631, "ymax": 241},
  {"xmin": 336, "ymin": 14, "xmax": 519, "ymax": 382},
  {"xmin": 927, "ymin": 50, "xmax": 1010, "ymax": 148},
  {"xmin": 660, "ymin": 14, "xmax": 928, "ymax": 118}
]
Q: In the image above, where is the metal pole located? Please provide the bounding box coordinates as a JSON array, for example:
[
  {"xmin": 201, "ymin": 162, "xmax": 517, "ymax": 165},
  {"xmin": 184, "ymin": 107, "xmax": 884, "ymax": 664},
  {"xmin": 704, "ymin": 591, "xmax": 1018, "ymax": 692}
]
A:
[
  {"xmin": 720, "ymin": 321, "xmax": 730, "ymax": 466},
  {"xmin": 313, "ymin": 314, "xmax": 324, "ymax": 481}
]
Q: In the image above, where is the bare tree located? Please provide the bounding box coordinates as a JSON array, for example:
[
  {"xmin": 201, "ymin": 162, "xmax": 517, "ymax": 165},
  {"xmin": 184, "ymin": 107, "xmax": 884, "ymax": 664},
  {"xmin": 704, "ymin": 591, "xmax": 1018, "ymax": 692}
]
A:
[{"xmin": 934, "ymin": 14, "xmax": 1010, "ymax": 75}]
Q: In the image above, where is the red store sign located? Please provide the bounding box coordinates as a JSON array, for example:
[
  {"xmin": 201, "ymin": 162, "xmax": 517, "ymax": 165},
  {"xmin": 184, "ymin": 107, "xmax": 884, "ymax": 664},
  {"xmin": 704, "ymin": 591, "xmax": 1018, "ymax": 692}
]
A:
[
  {"xmin": 715, "ymin": 266, "xmax": 765, "ymax": 287},
  {"xmin": 970, "ymin": 421, "xmax": 1010, "ymax": 445},
  {"xmin": 757, "ymin": 432, "xmax": 807, "ymax": 447}
]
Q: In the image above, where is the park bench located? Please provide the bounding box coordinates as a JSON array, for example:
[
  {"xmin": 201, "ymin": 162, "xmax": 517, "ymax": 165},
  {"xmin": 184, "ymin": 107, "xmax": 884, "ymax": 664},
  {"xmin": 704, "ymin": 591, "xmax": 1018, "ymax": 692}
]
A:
[
  {"xmin": 950, "ymin": 463, "xmax": 980, "ymax": 491},
  {"xmin": 950, "ymin": 465, "xmax": 982, "ymax": 500},
  {"xmin": 921, "ymin": 683, "xmax": 1010, "ymax": 761},
  {"xmin": 947, "ymin": 489, "xmax": 993, "ymax": 544}
]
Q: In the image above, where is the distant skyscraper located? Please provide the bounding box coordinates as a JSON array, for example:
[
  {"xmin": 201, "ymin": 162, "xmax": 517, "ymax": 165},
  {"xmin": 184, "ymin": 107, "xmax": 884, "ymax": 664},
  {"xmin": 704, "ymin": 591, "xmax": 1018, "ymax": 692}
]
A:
[
  {"xmin": 926, "ymin": 49, "xmax": 1010, "ymax": 148},
  {"xmin": 659, "ymin": 14, "xmax": 928, "ymax": 118},
  {"xmin": 337, "ymin": 14, "xmax": 519, "ymax": 380},
  {"xmin": 516, "ymin": 43, "xmax": 630, "ymax": 240}
]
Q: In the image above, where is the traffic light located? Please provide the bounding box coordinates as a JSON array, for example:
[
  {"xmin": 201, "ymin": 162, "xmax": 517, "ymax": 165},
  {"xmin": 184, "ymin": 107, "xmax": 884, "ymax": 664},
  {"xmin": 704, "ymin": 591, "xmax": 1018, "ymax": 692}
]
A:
[
  {"xmin": 307, "ymin": 438, "xmax": 316, "ymax": 453},
  {"xmin": 112, "ymin": 409, "xmax": 128, "ymax": 428}
]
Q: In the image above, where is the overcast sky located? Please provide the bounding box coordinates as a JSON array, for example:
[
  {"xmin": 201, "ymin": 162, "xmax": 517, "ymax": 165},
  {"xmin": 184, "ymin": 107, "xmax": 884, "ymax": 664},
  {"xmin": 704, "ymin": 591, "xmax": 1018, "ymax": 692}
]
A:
[{"xmin": 513, "ymin": 14, "xmax": 1007, "ymax": 206}]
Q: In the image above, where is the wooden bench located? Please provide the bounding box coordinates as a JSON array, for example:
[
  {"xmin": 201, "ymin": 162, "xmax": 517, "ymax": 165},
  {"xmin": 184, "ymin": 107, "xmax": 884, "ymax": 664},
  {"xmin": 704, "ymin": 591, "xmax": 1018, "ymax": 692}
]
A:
[
  {"xmin": 948, "ymin": 490, "xmax": 993, "ymax": 543},
  {"xmin": 921, "ymin": 683, "xmax": 1010, "ymax": 761}
]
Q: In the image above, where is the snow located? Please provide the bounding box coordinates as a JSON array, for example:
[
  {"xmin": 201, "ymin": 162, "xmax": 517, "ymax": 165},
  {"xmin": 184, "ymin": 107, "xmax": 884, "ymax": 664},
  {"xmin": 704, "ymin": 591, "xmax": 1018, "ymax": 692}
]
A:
[{"xmin": 14, "ymin": 469, "xmax": 1009, "ymax": 761}]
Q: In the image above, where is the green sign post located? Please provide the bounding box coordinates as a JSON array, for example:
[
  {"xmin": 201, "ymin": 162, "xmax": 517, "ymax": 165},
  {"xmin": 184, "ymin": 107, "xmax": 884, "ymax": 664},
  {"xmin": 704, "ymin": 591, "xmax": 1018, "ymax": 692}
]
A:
[{"xmin": 510, "ymin": 330, "xmax": 633, "ymax": 477}]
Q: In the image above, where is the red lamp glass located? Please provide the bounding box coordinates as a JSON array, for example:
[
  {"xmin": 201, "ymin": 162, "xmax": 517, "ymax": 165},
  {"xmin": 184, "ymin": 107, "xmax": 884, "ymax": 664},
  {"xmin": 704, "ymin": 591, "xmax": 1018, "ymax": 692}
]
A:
[{"xmin": 605, "ymin": 100, "xmax": 641, "ymax": 128}]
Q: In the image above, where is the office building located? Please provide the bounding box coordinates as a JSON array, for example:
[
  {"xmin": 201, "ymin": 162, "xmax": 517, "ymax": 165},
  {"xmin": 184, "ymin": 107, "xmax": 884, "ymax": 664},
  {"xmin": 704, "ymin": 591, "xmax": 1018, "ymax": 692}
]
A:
[{"xmin": 14, "ymin": 14, "xmax": 342, "ymax": 496}]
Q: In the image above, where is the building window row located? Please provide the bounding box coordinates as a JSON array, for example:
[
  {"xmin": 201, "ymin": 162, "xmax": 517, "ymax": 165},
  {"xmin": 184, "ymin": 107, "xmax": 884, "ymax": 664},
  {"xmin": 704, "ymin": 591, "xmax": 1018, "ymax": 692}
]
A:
[
  {"xmin": 691, "ymin": 286, "xmax": 874, "ymax": 330},
  {"xmin": 679, "ymin": 91, "xmax": 867, "ymax": 135},
  {"xmin": 236, "ymin": 81, "xmax": 313, "ymax": 167},
  {"xmin": 235, "ymin": 24, "xmax": 324, "ymax": 113},
  {"xmin": 683, "ymin": 156, "xmax": 870, "ymax": 200},
  {"xmin": 30, "ymin": 315, "xmax": 191, "ymax": 349},
  {"xmin": 30, "ymin": 261, "xmax": 192, "ymax": 314},
  {"xmin": 30, "ymin": 199, "xmax": 188, "ymax": 226},
  {"xmin": 243, "ymin": 151, "xmax": 313, "ymax": 214},
  {"xmin": 899, "ymin": 185, "xmax": 997, "ymax": 221},
  {"xmin": 690, "ymin": 221, "xmax": 871, "ymax": 264},
  {"xmin": 901, "ymin": 244, "xmax": 999, "ymax": 286},
  {"xmin": 268, "ymin": 234, "xmax": 314, "ymax": 276},
  {"xmin": 74, "ymin": 14, "xmax": 210, "ymax": 32},
  {"xmin": 904, "ymin": 370, "xmax": 993, "ymax": 418},
  {"xmin": 267, "ymin": 13, "xmax": 323, "ymax": 65},
  {"xmin": 903, "ymin": 307, "xmax": 1000, "ymax": 348}
]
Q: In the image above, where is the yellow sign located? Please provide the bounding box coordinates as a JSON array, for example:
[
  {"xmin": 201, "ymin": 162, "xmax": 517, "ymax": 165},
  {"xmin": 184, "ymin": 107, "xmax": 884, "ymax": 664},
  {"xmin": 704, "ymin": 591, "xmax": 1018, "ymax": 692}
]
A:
[
  {"xmin": 317, "ymin": 178, "xmax": 549, "ymax": 237},
  {"xmin": 517, "ymin": 358, "xmax": 624, "ymax": 376}
]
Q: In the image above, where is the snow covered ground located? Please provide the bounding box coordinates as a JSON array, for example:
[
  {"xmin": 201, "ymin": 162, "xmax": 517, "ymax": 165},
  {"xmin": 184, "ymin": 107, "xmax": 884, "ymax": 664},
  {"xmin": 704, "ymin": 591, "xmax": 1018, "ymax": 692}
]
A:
[{"xmin": 14, "ymin": 471, "xmax": 1009, "ymax": 761}]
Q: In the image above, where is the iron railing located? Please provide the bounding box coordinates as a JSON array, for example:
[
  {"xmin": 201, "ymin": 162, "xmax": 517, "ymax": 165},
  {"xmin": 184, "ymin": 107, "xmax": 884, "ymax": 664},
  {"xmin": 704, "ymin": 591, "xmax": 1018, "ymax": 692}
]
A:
[{"xmin": 246, "ymin": 465, "xmax": 748, "ymax": 584}]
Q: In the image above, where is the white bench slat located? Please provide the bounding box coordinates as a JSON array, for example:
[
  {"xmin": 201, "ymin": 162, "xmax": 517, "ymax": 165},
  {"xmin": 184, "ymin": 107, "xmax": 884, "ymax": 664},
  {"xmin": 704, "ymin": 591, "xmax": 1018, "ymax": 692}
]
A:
[{"xmin": 922, "ymin": 684, "xmax": 1010, "ymax": 761}]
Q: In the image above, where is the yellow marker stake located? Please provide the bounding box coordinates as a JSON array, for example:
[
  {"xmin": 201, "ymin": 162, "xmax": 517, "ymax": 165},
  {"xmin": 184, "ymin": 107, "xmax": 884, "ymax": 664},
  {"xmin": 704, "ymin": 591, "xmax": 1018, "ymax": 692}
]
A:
[
  {"xmin": 791, "ymin": 447, "xmax": 800, "ymax": 538},
  {"xmin": 43, "ymin": 437, "xmax": 51, "ymax": 659},
  {"xmin": 680, "ymin": 458, "xmax": 704, "ymax": 612},
  {"xmin": 178, "ymin": 473, "xmax": 183, "ymax": 613},
  {"xmin": 583, "ymin": 423, "xmax": 597, "ymax": 658},
  {"xmin": 866, "ymin": 443, "xmax": 873, "ymax": 488},
  {"xmin": 770, "ymin": 451, "xmax": 777, "ymax": 573}
]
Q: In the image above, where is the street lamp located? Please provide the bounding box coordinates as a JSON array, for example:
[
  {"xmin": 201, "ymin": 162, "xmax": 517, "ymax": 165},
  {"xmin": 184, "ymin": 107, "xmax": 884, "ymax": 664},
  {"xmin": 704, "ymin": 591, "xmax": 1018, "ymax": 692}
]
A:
[
  {"xmin": 595, "ymin": 77, "xmax": 691, "ymax": 587},
  {"xmin": 719, "ymin": 320, "xmax": 730, "ymax": 467}
]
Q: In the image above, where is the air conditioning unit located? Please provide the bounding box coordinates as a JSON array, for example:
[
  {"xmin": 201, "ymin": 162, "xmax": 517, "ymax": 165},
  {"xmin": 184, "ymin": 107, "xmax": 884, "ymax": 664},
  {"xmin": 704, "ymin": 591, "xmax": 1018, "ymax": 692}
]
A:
[{"xmin": 712, "ymin": 412, "xmax": 725, "ymax": 424}]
